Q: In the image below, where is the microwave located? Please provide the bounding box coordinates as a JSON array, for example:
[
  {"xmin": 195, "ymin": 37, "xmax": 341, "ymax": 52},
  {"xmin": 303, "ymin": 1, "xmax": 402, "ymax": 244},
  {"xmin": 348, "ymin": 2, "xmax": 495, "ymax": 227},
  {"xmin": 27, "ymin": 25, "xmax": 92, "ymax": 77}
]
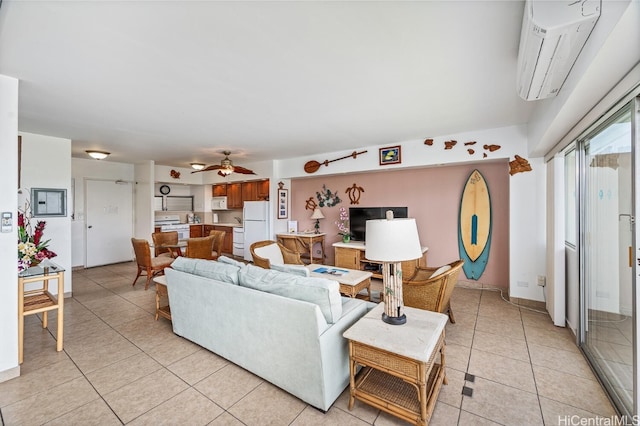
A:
[{"xmin": 212, "ymin": 196, "xmax": 228, "ymax": 210}]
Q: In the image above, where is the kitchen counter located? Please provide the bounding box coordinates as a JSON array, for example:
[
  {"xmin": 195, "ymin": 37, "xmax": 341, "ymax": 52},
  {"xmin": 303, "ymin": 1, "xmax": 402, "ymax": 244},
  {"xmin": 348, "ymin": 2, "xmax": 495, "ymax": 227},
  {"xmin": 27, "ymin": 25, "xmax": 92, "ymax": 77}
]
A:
[{"xmin": 204, "ymin": 222, "xmax": 243, "ymax": 228}]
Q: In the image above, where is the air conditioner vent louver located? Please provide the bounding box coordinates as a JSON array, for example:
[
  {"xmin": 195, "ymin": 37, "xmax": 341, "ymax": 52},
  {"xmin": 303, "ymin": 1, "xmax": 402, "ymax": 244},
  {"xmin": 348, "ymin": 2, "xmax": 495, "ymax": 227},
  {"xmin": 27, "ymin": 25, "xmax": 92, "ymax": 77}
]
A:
[{"xmin": 516, "ymin": 0, "xmax": 600, "ymax": 101}]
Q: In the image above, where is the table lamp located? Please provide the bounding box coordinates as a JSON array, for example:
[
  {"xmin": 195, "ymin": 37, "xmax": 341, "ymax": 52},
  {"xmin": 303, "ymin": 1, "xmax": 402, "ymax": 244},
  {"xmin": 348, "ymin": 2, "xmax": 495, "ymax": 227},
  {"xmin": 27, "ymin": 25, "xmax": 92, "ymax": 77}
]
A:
[
  {"xmin": 365, "ymin": 211, "xmax": 422, "ymax": 325},
  {"xmin": 310, "ymin": 208, "xmax": 325, "ymax": 234}
]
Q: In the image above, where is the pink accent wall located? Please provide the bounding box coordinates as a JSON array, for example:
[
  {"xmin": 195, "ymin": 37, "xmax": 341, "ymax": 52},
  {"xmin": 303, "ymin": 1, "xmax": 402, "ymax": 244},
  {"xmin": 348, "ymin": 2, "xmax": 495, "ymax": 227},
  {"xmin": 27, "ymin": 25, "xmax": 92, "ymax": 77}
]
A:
[{"xmin": 291, "ymin": 160, "xmax": 509, "ymax": 288}]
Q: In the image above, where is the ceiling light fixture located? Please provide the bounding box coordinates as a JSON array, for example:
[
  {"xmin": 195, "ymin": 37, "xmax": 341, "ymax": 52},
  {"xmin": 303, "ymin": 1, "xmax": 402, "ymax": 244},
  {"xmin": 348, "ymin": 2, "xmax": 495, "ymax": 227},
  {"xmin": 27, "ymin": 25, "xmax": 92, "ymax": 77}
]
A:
[
  {"xmin": 190, "ymin": 163, "xmax": 205, "ymax": 170},
  {"xmin": 85, "ymin": 150, "xmax": 110, "ymax": 160}
]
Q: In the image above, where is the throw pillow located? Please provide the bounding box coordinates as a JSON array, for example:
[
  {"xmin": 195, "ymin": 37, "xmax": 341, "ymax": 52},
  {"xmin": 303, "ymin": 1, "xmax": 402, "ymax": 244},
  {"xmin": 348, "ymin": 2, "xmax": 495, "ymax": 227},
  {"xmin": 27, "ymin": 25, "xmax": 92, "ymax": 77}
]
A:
[
  {"xmin": 217, "ymin": 255, "xmax": 245, "ymax": 268},
  {"xmin": 253, "ymin": 243, "xmax": 284, "ymax": 265},
  {"xmin": 430, "ymin": 264, "xmax": 452, "ymax": 279}
]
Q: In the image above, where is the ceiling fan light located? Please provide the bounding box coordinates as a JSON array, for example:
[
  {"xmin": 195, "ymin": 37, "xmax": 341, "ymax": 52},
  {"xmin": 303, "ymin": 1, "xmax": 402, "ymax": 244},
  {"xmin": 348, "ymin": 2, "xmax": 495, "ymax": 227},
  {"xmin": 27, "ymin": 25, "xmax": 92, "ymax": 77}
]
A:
[
  {"xmin": 190, "ymin": 163, "xmax": 205, "ymax": 170},
  {"xmin": 86, "ymin": 150, "xmax": 110, "ymax": 160},
  {"xmin": 220, "ymin": 166, "xmax": 234, "ymax": 175}
]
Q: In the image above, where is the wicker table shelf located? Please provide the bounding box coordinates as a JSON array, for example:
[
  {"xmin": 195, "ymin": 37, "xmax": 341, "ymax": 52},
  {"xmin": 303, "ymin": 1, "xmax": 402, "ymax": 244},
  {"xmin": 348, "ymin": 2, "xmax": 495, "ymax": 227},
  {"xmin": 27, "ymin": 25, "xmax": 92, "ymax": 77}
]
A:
[
  {"xmin": 343, "ymin": 303, "xmax": 448, "ymax": 426},
  {"xmin": 153, "ymin": 275, "xmax": 171, "ymax": 321},
  {"xmin": 18, "ymin": 261, "xmax": 66, "ymax": 364}
]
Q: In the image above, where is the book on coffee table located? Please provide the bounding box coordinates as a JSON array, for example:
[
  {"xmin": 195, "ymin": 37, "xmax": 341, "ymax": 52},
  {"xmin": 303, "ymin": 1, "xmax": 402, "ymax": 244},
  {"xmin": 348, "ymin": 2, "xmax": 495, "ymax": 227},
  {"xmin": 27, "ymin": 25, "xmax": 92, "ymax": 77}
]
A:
[{"xmin": 313, "ymin": 267, "xmax": 349, "ymax": 276}]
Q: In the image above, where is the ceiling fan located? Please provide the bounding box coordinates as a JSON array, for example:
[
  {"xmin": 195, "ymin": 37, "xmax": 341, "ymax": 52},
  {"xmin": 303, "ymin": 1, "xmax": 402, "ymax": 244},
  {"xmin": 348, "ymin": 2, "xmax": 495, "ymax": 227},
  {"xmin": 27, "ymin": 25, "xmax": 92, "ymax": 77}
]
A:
[{"xmin": 191, "ymin": 151, "xmax": 256, "ymax": 177}]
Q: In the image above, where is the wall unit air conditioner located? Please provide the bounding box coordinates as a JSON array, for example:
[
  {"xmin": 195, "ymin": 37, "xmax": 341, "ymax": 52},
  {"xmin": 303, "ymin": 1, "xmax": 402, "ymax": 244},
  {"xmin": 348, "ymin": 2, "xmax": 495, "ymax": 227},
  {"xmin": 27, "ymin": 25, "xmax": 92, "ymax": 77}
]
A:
[{"xmin": 516, "ymin": 0, "xmax": 600, "ymax": 101}]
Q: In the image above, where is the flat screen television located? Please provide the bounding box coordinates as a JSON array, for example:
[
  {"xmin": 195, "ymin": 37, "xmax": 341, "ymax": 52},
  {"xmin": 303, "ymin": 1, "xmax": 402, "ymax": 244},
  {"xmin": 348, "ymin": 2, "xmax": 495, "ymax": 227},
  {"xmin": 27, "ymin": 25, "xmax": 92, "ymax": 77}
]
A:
[{"xmin": 349, "ymin": 207, "xmax": 408, "ymax": 242}]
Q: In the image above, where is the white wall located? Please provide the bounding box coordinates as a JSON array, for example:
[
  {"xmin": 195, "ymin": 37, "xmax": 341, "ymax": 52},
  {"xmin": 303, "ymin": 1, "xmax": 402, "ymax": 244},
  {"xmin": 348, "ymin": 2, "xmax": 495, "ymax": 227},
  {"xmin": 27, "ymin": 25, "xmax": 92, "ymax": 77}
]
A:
[
  {"xmin": 276, "ymin": 124, "xmax": 547, "ymax": 302},
  {"xmin": 134, "ymin": 161, "xmax": 154, "ymax": 242},
  {"xmin": 546, "ymin": 156, "xmax": 566, "ymax": 326},
  {"xmin": 0, "ymin": 75, "xmax": 20, "ymax": 382},
  {"xmin": 20, "ymin": 132, "xmax": 72, "ymax": 296},
  {"xmin": 71, "ymin": 158, "xmax": 135, "ymax": 267}
]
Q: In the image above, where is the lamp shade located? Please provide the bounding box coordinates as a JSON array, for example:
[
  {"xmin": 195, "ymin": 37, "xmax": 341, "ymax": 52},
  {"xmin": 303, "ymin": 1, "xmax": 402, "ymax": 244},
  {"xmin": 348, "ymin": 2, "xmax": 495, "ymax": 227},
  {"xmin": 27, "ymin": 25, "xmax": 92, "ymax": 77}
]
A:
[
  {"xmin": 310, "ymin": 208, "xmax": 325, "ymax": 220},
  {"xmin": 365, "ymin": 218, "xmax": 422, "ymax": 262}
]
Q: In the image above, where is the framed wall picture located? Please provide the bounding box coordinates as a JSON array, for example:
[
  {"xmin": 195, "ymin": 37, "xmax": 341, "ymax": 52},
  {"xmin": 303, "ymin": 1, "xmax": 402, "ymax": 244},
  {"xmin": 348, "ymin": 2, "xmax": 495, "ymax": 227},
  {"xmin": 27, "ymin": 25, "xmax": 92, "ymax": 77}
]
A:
[
  {"xmin": 277, "ymin": 188, "xmax": 289, "ymax": 219},
  {"xmin": 379, "ymin": 145, "xmax": 401, "ymax": 166}
]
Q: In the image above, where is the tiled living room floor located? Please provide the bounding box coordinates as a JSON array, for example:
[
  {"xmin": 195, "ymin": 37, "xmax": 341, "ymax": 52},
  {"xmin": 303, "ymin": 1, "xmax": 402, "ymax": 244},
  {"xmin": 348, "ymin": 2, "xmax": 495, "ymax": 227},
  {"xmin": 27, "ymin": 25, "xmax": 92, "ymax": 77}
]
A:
[{"xmin": 1, "ymin": 261, "xmax": 618, "ymax": 425}]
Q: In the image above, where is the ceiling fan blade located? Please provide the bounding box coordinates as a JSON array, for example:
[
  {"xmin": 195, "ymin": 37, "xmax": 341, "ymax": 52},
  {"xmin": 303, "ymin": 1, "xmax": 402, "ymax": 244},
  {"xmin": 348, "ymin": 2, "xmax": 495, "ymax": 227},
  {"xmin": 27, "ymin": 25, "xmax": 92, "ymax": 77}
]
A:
[
  {"xmin": 232, "ymin": 166, "xmax": 256, "ymax": 175},
  {"xmin": 190, "ymin": 164, "xmax": 222, "ymax": 174}
]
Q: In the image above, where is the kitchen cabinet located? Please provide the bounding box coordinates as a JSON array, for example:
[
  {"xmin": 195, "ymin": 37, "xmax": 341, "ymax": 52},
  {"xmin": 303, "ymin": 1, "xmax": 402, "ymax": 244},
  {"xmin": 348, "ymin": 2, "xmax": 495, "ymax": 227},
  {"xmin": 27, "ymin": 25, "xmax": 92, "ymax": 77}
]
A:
[
  {"xmin": 242, "ymin": 181, "xmax": 258, "ymax": 202},
  {"xmin": 190, "ymin": 225, "xmax": 203, "ymax": 238},
  {"xmin": 227, "ymin": 183, "xmax": 242, "ymax": 209},
  {"xmin": 257, "ymin": 179, "xmax": 269, "ymax": 200},
  {"xmin": 213, "ymin": 226, "xmax": 234, "ymax": 254},
  {"xmin": 212, "ymin": 184, "xmax": 227, "ymax": 197},
  {"xmin": 203, "ymin": 224, "xmax": 216, "ymax": 236}
]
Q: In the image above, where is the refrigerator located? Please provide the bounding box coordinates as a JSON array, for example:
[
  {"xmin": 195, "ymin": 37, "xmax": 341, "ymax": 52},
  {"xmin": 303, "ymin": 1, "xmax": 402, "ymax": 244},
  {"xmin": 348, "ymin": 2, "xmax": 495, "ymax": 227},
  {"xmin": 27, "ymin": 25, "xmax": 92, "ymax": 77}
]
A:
[{"xmin": 243, "ymin": 201, "xmax": 270, "ymax": 261}]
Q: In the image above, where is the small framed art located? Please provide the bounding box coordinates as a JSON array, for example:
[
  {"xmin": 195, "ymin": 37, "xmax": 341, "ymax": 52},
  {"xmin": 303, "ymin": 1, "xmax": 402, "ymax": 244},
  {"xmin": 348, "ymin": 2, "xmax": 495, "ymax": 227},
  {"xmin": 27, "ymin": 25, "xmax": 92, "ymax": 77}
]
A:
[
  {"xmin": 277, "ymin": 188, "xmax": 289, "ymax": 219},
  {"xmin": 379, "ymin": 146, "xmax": 401, "ymax": 166}
]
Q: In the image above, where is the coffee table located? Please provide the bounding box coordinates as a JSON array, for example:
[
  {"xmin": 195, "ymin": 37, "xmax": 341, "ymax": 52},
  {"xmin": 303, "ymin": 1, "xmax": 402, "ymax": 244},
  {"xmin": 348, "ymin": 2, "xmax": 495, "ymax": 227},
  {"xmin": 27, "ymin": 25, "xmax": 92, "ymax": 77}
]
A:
[
  {"xmin": 343, "ymin": 303, "xmax": 448, "ymax": 425},
  {"xmin": 306, "ymin": 264, "xmax": 372, "ymax": 300}
]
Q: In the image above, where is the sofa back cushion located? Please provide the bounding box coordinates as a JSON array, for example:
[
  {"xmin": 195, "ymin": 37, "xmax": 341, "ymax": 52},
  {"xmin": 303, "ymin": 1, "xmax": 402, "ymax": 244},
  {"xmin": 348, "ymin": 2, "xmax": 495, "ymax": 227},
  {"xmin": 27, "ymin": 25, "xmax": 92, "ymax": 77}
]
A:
[
  {"xmin": 271, "ymin": 263, "xmax": 310, "ymax": 277},
  {"xmin": 171, "ymin": 257, "xmax": 240, "ymax": 285},
  {"xmin": 238, "ymin": 264, "xmax": 342, "ymax": 323}
]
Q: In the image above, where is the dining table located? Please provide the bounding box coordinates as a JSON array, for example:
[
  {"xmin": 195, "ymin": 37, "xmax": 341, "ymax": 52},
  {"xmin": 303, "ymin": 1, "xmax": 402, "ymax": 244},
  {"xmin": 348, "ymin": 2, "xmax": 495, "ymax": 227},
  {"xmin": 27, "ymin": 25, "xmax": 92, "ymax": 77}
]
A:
[{"xmin": 157, "ymin": 240, "xmax": 188, "ymax": 258}]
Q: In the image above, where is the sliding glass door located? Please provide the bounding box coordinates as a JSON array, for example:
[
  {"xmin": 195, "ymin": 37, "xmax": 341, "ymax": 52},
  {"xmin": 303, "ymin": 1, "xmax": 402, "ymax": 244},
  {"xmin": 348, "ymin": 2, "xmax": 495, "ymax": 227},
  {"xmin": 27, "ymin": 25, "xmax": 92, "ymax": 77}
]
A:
[{"xmin": 579, "ymin": 99, "xmax": 636, "ymax": 415}]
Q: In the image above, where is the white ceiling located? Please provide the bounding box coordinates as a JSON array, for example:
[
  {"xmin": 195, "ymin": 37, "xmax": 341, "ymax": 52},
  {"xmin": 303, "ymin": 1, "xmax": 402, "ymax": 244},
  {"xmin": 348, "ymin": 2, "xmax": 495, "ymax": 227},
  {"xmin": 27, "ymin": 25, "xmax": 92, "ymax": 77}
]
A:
[{"xmin": 0, "ymin": 0, "xmax": 536, "ymax": 168}]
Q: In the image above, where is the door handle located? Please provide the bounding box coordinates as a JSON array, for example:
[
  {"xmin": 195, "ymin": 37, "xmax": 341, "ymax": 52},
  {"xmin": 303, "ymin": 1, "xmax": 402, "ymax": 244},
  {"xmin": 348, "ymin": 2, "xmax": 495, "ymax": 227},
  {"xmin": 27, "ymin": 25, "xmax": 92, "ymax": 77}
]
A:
[{"xmin": 88, "ymin": 225, "xmax": 93, "ymax": 229}]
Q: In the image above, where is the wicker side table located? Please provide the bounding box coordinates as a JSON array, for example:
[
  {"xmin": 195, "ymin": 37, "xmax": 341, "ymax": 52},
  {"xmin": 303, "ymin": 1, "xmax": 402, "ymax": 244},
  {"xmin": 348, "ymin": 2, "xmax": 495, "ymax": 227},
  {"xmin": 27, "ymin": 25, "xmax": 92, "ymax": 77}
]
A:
[
  {"xmin": 153, "ymin": 275, "xmax": 171, "ymax": 321},
  {"xmin": 343, "ymin": 303, "xmax": 448, "ymax": 426}
]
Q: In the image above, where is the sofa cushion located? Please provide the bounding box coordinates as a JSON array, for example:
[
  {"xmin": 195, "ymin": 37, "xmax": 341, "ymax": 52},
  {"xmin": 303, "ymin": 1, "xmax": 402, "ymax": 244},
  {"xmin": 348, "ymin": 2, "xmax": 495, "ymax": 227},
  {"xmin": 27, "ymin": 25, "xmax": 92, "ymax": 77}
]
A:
[
  {"xmin": 271, "ymin": 263, "xmax": 310, "ymax": 277},
  {"xmin": 217, "ymin": 255, "xmax": 246, "ymax": 268},
  {"xmin": 171, "ymin": 257, "xmax": 240, "ymax": 285},
  {"xmin": 238, "ymin": 264, "xmax": 342, "ymax": 323},
  {"xmin": 430, "ymin": 264, "xmax": 452, "ymax": 279},
  {"xmin": 253, "ymin": 243, "xmax": 284, "ymax": 265}
]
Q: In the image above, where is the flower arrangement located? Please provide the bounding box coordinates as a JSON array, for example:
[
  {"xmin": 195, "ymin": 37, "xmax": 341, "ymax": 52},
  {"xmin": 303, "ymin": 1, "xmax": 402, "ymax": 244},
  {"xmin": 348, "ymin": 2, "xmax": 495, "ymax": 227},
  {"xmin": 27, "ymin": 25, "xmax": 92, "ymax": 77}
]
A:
[
  {"xmin": 335, "ymin": 207, "xmax": 351, "ymax": 242},
  {"xmin": 18, "ymin": 201, "xmax": 57, "ymax": 272}
]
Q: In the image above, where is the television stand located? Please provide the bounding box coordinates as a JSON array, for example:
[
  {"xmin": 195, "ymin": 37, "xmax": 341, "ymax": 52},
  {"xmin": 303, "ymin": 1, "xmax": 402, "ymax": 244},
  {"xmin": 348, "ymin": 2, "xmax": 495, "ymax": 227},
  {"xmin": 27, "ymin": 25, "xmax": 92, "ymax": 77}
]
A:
[{"xmin": 333, "ymin": 241, "xmax": 428, "ymax": 280}]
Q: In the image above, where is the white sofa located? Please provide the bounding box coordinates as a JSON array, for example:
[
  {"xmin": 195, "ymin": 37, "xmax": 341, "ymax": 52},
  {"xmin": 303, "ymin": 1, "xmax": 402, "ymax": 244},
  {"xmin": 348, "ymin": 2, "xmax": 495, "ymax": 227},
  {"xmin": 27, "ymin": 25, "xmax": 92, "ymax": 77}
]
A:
[{"xmin": 164, "ymin": 257, "xmax": 371, "ymax": 411}]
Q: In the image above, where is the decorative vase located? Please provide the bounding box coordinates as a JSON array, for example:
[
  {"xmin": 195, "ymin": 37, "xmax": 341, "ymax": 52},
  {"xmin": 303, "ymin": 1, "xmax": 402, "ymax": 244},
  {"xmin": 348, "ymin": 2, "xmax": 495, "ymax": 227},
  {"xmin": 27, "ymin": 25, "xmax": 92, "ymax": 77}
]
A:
[{"xmin": 342, "ymin": 234, "xmax": 350, "ymax": 243}]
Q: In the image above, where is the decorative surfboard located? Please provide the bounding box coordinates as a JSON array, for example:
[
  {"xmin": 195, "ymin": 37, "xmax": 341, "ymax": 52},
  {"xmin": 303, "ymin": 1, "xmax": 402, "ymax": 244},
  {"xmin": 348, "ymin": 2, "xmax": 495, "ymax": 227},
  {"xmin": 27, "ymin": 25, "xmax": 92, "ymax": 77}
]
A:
[{"xmin": 458, "ymin": 169, "xmax": 492, "ymax": 280}]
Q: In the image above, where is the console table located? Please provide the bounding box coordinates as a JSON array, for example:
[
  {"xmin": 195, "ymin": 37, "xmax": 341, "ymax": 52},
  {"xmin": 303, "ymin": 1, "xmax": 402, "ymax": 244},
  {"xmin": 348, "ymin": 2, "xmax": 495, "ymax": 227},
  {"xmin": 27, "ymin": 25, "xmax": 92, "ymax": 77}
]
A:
[
  {"xmin": 343, "ymin": 303, "xmax": 448, "ymax": 426},
  {"xmin": 333, "ymin": 241, "xmax": 428, "ymax": 280},
  {"xmin": 276, "ymin": 233, "xmax": 326, "ymax": 264},
  {"xmin": 18, "ymin": 260, "xmax": 65, "ymax": 364}
]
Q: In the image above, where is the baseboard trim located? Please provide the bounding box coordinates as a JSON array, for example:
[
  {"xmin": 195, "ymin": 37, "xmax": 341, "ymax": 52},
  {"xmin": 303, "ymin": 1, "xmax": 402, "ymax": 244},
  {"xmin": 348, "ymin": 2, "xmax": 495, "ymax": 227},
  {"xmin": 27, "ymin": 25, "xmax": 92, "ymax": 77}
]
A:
[{"xmin": 0, "ymin": 365, "xmax": 20, "ymax": 383}]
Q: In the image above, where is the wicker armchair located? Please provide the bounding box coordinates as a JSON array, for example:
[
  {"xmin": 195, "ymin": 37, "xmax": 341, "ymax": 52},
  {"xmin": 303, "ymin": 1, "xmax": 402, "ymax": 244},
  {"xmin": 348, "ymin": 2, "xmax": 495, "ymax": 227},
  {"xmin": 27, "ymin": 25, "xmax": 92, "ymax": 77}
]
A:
[
  {"xmin": 152, "ymin": 231, "xmax": 178, "ymax": 258},
  {"xmin": 186, "ymin": 235, "xmax": 216, "ymax": 260},
  {"xmin": 250, "ymin": 240, "xmax": 304, "ymax": 269},
  {"xmin": 131, "ymin": 238, "xmax": 174, "ymax": 290},
  {"xmin": 402, "ymin": 259, "xmax": 464, "ymax": 323},
  {"xmin": 208, "ymin": 230, "xmax": 226, "ymax": 260}
]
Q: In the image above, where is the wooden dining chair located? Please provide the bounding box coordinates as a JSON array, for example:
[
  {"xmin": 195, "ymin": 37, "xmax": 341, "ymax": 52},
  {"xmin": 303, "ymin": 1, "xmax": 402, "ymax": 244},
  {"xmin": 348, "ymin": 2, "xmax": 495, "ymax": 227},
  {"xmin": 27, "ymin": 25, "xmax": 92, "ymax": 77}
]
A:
[
  {"xmin": 208, "ymin": 230, "xmax": 226, "ymax": 260},
  {"xmin": 186, "ymin": 235, "xmax": 216, "ymax": 260},
  {"xmin": 131, "ymin": 238, "xmax": 174, "ymax": 290},
  {"xmin": 151, "ymin": 231, "xmax": 178, "ymax": 258}
]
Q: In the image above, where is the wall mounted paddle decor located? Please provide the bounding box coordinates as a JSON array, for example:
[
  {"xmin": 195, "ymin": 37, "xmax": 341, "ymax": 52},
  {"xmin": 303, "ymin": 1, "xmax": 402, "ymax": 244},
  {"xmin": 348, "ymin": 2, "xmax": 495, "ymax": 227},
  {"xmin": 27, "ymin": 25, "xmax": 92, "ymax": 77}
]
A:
[
  {"xmin": 467, "ymin": 149, "xmax": 475, "ymax": 155},
  {"xmin": 305, "ymin": 197, "xmax": 318, "ymax": 211},
  {"xmin": 170, "ymin": 169, "xmax": 181, "ymax": 179},
  {"xmin": 316, "ymin": 184, "xmax": 341, "ymax": 207},
  {"xmin": 345, "ymin": 183, "xmax": 365, "ymax": 205},
  {"xmin": 304, "ymin": 150, "xmax": 367, "ymax": 174},
  {"xmin": 424, "ymin": 138, "xmax": 434, "ymax": 146},
  {"xmin": 464, "ymin": 141, "xmax": 477, "ymax": 146},
  {"xmin": 509, "ymin": 155, "xmax": 532, "ymax": 175},
  {"xmin": 458, "ymin": 169, "xmax": 492, "ymax": 280}
]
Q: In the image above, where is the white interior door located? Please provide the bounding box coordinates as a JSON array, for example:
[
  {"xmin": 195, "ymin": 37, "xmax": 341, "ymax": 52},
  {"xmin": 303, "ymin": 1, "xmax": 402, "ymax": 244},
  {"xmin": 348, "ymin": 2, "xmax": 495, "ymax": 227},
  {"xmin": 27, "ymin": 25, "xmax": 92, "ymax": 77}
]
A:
[{"xmin": 86, "ymin": 179, "xmax": 133, "ymax": 267}]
